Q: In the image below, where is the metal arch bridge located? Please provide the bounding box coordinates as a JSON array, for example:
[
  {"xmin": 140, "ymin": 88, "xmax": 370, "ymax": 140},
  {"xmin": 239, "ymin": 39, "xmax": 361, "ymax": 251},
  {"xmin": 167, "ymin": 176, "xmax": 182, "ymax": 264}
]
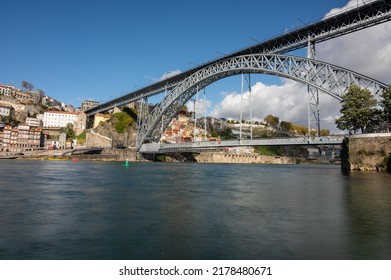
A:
[
  {"xmin": 135, "ymin": 53, "xmax": 387, "ymax": 150},
  {"xmin": 139, "ymin": 136, "xmax": 346, "ymax": 154},
  {"xmin": 85, "ymin": 0, "xmax": 391, "ymax": 117}
]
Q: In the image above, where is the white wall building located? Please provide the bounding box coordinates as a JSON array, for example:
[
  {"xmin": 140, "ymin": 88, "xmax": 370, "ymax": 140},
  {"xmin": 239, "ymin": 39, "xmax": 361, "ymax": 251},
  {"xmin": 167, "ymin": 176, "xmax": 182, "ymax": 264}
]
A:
[
  {"xmin": 0, "ymin": 105, "xmax": 11, "ymax": 117},
  {"xmin": 81, "ymin": 100, "xmax": 100, "ymax": 111},
  {"xmin": 26, "ymin": 117, "xmax": 40, "ymax": 127},
  {"xmin": 43, "ymin": 111, "xmax": 80, "ymax": 128}
]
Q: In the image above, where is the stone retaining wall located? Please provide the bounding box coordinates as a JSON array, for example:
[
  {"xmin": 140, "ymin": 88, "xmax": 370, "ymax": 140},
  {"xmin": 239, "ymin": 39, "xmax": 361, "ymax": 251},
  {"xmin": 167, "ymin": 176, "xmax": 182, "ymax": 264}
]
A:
[
  {"xmin": 341, "ymin": 133, "xmax": 391, "ymax": 171},
  {"xmin": 194, "ymin": 152, "xmax": 296, "ymax": 164}
]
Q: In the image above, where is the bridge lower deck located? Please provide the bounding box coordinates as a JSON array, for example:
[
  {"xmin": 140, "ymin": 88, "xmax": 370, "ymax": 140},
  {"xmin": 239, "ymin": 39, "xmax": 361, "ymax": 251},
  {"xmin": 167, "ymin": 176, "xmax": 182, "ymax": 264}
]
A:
[{"xmin": 139, "ymin": 136, "xmax": 345, "ymax": 153}]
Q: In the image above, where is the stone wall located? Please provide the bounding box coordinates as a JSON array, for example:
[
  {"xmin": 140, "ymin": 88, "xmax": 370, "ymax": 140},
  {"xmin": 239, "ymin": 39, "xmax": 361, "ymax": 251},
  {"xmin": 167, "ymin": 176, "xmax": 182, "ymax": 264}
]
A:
[
  {"xmin": 194, "ymin": 152, "xmax": 296, "ymax": 164},
  {"xmin": 341, "ymin": 133, "xmax": 391, "ymax": 171},
  {"xmin": 85, "ymin": 130, "xmax": 112, "ymax": 148}
]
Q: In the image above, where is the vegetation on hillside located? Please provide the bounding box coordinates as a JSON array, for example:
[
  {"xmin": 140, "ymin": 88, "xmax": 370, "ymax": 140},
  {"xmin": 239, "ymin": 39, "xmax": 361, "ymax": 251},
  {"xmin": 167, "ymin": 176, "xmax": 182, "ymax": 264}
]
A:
[
  {"xmin": 109, "ymin": 107, "xmax": 137, "ymax": 133},
  {"xmin": 254, "ymin": 146, "xmax": 281, "ymax": 156},
  {"xmin": 75, "ymin": 130, "xmax": 86, "ymax": 145}
]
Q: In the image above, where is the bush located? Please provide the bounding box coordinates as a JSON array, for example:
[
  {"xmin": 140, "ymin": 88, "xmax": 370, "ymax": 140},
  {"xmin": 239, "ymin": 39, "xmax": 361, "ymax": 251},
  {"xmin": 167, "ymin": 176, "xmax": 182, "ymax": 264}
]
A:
[
  {"xmin": 254, "ymin": 146, "xmax": 281, "ymax": 156},
  {"xmin": 110, "ymin": 111, "xmax": 134, "ymax": 133}
]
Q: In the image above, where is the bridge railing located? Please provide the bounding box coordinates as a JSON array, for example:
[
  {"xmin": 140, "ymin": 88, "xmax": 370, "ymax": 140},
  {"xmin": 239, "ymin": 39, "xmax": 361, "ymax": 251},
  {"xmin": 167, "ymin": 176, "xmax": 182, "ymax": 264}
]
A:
[{"xmin": 139, "ymin": 136, "xmax": 346, "ymax": 153}]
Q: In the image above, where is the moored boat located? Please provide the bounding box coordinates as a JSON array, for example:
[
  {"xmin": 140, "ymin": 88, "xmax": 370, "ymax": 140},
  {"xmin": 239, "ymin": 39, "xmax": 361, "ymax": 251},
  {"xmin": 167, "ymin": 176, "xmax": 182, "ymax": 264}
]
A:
[{"xmin": 0, "ymin": 156, "xmax": 18, "ymax": 159}]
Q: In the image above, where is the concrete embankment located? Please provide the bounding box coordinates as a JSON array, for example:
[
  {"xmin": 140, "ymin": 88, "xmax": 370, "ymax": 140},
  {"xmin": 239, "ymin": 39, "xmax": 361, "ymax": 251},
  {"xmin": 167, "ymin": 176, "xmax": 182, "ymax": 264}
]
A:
[
  {"xmin": 341, "ymin": 133, "xmax": 391, "ymax": 172},
  {"xmin": 17, "ymin": 148, "xmax": 139, "ymax": 162},
  {"xmin": 194, "ymin": 152, "xmax": 296, "ymax": 164}
]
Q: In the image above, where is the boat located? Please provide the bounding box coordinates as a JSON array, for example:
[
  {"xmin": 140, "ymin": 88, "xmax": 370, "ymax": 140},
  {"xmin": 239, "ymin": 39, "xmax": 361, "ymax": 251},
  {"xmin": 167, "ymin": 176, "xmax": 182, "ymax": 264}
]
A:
[{"xmin": 0, "ymin": 156, "xmax": 18, "ymax": 159}]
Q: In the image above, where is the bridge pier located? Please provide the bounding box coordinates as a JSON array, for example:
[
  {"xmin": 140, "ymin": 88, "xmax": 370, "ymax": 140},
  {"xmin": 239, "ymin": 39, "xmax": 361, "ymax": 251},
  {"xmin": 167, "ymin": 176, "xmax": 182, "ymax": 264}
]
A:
[{"xmin": 341, "ymin": 133, "xmax": 391, "ymax": 172}]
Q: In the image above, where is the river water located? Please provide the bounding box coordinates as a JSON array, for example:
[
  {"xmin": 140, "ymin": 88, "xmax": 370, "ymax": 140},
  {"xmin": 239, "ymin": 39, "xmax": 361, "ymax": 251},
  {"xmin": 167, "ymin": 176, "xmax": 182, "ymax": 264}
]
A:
[{"xmin": 0, "ymin": 160, "xmax": 390, "ymax": 260}]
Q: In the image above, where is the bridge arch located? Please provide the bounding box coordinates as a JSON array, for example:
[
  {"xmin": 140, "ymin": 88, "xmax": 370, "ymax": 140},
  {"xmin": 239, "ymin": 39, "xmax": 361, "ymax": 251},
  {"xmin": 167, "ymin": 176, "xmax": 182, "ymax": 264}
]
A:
[{"xmin": 136, "ymin": 53, "xmax": 387, "ymax": 150}]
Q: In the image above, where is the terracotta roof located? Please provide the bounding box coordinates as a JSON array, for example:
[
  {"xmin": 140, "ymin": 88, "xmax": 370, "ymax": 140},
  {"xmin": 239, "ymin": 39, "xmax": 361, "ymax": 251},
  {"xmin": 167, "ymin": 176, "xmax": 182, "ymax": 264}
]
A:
[{"xmin": 49, "ymin": 110, "xmax": 79, "ymax": 115}]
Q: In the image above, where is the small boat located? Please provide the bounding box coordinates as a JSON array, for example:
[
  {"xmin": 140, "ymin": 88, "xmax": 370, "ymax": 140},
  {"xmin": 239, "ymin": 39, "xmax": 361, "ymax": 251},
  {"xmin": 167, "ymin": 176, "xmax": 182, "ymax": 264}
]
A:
[{"xmin": 0, "ymin": 156, "xmax": 18, "ymax": 159}]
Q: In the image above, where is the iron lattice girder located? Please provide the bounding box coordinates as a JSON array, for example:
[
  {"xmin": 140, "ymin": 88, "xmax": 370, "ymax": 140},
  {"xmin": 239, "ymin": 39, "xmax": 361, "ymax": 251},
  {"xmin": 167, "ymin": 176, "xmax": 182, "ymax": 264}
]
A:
[
  {"xmin": 136, "ymin": 53, "xmax": 387, "ymax": 150},
  {"xmin": 85, "ymin": 0, "xmax": 391, "ymax": 117},
  {"xmin": 138, "ymin": 136, "xmax": 345, "ymax": 154},
  {"xmin": 239, "ymin": 0, "xmax": 391, "ymax": 55}
]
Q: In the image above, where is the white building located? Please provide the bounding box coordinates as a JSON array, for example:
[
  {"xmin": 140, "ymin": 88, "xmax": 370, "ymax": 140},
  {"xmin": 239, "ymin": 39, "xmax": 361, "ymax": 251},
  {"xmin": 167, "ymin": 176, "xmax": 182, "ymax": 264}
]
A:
[
  {"xmin": 0, "ymin": 84, "xmax": 13, "ymax": 96},
  {"xmin": 81, "ymin": 100, "xmax": 100, "ymax": 111},
  {"xmin": 26, "ymin": 117, "xmax": 40, "ymax": 127},
  {"xmin": 0, "ymin": 104, "xmax": 11, "ymax": 117},
  {"xmin": 43, "ymin": 111, "xmax": 80, "ymax": 128}
]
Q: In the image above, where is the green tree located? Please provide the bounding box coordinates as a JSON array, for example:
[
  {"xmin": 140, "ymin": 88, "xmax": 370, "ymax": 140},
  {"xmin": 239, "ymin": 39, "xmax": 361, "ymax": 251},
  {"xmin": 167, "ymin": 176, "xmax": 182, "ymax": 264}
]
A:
[
  {"xmin": 264, "ymin": 114, "xmax": 279, "ymax": 127},
  {"xmin": 61, "ymin": 123, "xmax": 75, "ymax": 139},
  {"xmin": 380, "ymin": 85, "xmax": 391, "ymax": 123},
  {"xmin": 335, "ymin": 85, "xmax": 377, "ymax": 134},
  {"xmin": 280, "ymin": 121, "xmax": 293, "ymax": 131},
  {"xmin": 293, "ymin": 124, "xmax": 308, "ymax": 136},
  {"xmin": 320, "ymin": 129, "xmax": 330, "ymax": 136}
]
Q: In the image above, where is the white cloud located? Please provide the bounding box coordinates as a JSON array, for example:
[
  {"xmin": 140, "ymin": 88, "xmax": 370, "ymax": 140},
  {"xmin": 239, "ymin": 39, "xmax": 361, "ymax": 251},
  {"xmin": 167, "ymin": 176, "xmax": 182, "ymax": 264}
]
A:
[
  {"xmin": 186, "ymin": 95, "xmax": 212, "ymax": 116},
  {"xmin": 159, "ymin": 70, "xmax": 182, "ymax": 81},
  {"xmin": 211, "ymin": 79, "xmax": 341, "ymax": 132},
  {"xmin": 211, "ymin": 0, "xmax": 391, "ymax": 133},
  {"xmin": 319, "ymin": 0, "xmax": 391, "ymax": 84},
  {"xmin": 324, "ymin": 0, "xmax": 375, "ymax": 18}
]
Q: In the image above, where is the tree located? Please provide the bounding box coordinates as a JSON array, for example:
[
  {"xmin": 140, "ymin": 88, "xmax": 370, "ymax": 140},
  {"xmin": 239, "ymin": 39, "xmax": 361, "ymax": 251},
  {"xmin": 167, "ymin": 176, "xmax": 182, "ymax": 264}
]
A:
[
  {"xmin": 293, "ymin": 124, "xmax": 308, "ymax": 136},
  {"xmin": 61, "ymin": 123, "xmax": 75, "ymax": 139},
  {"xmin": 21, "ymin": 80, "xmax": 34, "ymax": 91},
  {"xmin": 264, "ymin": 114, "xmax": 279, "ymax": 127},
  {"xmin": 335, "ymin": 84, "xmax": 377, "ymax": 134},
  {"xmin": 280, "ymin": 121, "xmax": 293, "ymax": 132},
  {"xmin": 380, "ymin": 85, "xmax": 391, "ymax": 123}
]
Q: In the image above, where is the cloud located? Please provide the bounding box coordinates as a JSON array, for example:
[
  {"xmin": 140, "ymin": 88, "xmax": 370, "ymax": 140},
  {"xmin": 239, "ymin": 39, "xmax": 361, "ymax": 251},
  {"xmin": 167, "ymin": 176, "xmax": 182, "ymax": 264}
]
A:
[
  {"xmin": 211, "ymin": 79, "xmax": 341, "ymax": 132},
  {"xmin": 211, "ymin": 0, "xmax": 391, "ymax": 133},
  {"xmin": 159, "ymin": 70, "xmax": 182, "ymax": 81},
  {"xmin": 319, "ymin": 0, "xmax": 391, "ymax": 84}
]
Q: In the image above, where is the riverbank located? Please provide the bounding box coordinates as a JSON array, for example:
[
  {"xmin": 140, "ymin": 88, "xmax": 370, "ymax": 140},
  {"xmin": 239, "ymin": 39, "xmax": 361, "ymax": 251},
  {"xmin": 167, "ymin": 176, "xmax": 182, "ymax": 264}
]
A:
[
  {"xmin": 155, "ymin": 151, "xmax": 338, "ymax": 165},
  {"xmin": 8, "ymin": 148, "xmax": 137, "ymax": 162},
  {"xmin": 9, "ymin": 148, "xmax": 340, "ymax": 165}
]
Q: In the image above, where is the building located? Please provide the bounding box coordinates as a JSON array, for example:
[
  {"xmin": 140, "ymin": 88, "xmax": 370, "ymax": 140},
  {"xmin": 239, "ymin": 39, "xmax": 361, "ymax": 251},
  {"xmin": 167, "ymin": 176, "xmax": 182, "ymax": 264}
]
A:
[
  {"xmin": 0, "ymin": 104, "xmax": 11, "ymax": 118},
  {"xmin": 43, "ymin": 111, "xmax": 80, "ymax": 128},
  {"xmin": 26, "ymin": 117, "xmax": 40, "ymax": 127},
  {"xmin": 58, "ymin": 132, "xmax": 67, "ymax": 149},
  {"xmin": 75, "ymin": 112, "xmax": 87, "ymax": 135},
  {"xmin": 81, "ymin": 100, "xmax": 100, "ymax": 111},
  {"xmin": 0, "ymin": 84, "xmax": 40, "ymax": 104},
  {"xmin": 41, "ymin": 96, "xmax": 62, "ymax": 108},
  {"xmin": 0, "ymin": 124, "xmax": 43, "ymax": 152},
  {"xmin": 93, "ymin": 113, "xmax": 111, "ymax": 128}
]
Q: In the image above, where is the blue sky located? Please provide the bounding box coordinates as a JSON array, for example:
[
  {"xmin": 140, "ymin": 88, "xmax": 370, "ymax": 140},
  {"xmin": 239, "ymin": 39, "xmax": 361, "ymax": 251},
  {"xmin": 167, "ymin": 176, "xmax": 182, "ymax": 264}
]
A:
[
  {"xmin": 2, "ymin": 0, "xmax": 390, "ymax": 132},
  {"xmin": 1, "ymin": 0, "xmax": 347, "ymax": 105}
]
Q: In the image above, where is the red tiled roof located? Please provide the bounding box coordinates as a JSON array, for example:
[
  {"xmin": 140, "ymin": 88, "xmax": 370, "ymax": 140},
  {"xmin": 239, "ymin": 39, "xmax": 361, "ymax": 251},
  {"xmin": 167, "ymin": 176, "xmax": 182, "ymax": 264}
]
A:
[{"xmin": 46, "ymin": 111, "xmax": 80, "ymax": 115}]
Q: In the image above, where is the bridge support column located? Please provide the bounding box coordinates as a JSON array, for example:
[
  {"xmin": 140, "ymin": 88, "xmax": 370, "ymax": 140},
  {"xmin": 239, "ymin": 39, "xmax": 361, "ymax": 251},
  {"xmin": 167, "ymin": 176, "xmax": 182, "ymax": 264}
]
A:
[
  {"xmin": 239, "ymin": 73, "xmax": 253, "ymax": 140},
  {"xmin": 86, "ymin": 115, "xmax": 95, "ymax": 129},
  {"xmin": 307, "ymin": 38, "xmax": 320, "ymax": 137},
  {"xmin": 136, "ymin": 97, "xmax": 149, "ymax": 145}
]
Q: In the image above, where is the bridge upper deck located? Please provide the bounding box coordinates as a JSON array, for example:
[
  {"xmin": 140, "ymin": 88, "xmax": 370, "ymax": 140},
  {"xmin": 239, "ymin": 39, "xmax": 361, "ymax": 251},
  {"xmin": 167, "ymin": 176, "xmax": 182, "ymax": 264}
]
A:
[{"xmin": 85, "ymin": 0, "xmax": 391, "ymax": 116}]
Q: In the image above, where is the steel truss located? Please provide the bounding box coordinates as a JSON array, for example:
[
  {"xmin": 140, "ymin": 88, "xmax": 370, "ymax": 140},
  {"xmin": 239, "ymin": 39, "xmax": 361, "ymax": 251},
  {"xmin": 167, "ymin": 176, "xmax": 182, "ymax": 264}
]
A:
[
  {"xmin": 139, "ymin": 136, "xmax": 345, "ymax": 154},
  {"xmin": 85, "ymin": 0, "xmax": 391, "ymax": 117},
  {"xmin": 136, "ymin": 53, "xmax": 387, "ymax": 150}
]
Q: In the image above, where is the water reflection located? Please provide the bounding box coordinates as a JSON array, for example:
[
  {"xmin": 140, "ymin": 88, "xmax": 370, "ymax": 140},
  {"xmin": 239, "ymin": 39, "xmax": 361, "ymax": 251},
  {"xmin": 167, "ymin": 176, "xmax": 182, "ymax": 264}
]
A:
[
  {"xmin": 342, "ymin": 172, "xmax": 391, "ymax": 259},
  {"xmin": 0, "ymin": 161, "xmax": 390, "ymax": 259}
]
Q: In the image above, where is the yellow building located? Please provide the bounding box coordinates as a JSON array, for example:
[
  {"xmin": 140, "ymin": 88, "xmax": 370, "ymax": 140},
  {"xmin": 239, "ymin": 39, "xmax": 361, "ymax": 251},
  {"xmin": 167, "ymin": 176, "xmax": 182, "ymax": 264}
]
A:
[{"xmin": 93, "ymin": 114, "xmax": 111, "ymax": 128}]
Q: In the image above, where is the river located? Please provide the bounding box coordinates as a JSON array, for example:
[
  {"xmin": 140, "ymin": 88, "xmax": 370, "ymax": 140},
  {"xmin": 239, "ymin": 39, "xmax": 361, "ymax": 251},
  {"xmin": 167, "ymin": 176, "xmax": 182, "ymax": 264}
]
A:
[{"xmin": 0, "ymin": 160, "xmax": 390, "ymax": 260}]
